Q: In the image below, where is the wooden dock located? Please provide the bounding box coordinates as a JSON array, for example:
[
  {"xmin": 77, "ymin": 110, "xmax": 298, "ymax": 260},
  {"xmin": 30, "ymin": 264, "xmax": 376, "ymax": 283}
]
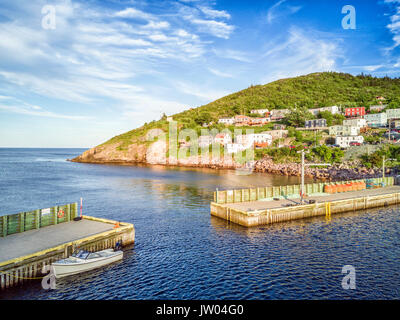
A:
[
  {"xmin": 210, "ymin": 178, "xmax": 400, "ymax": 227},
  {"xmin": 0, "ymin": 215, "xmax": 135, "ymax": 290}
]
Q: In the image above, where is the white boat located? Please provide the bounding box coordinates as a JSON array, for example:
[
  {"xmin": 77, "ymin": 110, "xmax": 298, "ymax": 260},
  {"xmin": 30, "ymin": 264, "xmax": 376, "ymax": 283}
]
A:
[{"xmin": 52, "ymin": 248, "xmax": 123, "ymax": 278}]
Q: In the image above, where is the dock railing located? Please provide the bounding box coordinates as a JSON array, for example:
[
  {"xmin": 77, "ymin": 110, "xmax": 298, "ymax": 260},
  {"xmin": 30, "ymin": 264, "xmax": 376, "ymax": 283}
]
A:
[
  {"xmin": 213, "ymin": 177, "xmax": 395, "ymax": 204},
  {"xmin": 0, "ymin": 203, "xmax": 78, "ymax": 237}
]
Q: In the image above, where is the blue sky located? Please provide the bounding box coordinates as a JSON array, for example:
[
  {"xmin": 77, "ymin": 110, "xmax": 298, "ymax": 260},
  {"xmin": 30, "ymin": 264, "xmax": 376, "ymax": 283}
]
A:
[{"xmin": 0, "ymin": 0, "xmax": 400, "ymax": 147}]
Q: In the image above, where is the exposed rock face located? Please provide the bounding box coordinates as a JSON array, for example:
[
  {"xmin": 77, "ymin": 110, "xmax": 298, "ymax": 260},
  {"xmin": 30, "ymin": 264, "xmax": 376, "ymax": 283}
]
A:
[
  {"xmin": 71, "ymin": 142, "xmax": 397, "ymax": 181},
  {"xmin": 71, "ymin": 143, "xmax": 147, "ymax": 164}
]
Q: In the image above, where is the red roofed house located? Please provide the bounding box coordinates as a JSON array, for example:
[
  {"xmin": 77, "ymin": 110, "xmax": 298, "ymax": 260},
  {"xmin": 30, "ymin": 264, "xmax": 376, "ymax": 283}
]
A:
[
  {"xmin": 345, "ymin": 107, "xmax": 366, "ymax": 117},
  {"xmin": 234, "ymin": 115, "xmax": 251, "ymax": 126}
]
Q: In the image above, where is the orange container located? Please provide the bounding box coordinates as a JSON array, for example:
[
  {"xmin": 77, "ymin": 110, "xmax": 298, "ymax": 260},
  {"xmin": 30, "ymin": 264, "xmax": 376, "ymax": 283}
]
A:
[
  {"xmin": 324, "ymin": 185, "xmax": 332, "ymax": 194},
  {"xmin": 361, "ymin": 181, "xmax": 366, "ymax": 190},
  {"xmin": 331, "ymin": 184, "xmax": 337, "ymax": 194},
  {"xmin": 349, "ymin": 182, "xmax": 355, "ymax": 191},
  {"xmin": 336, "ymin": 184, "xmax": 343, "ymax": 193}
]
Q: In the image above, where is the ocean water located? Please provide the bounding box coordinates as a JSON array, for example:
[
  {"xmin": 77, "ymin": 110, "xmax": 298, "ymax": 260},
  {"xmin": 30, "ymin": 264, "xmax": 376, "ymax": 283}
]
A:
[{"xmin": 0, "ymin": 148, "xmax": 399, "ymax": 300}]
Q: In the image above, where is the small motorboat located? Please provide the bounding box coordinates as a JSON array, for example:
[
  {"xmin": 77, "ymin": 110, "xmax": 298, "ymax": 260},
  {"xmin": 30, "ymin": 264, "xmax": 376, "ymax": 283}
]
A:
[{"xmin": 52, "ymin": 245, "xmax": 123, "ymax": 278}]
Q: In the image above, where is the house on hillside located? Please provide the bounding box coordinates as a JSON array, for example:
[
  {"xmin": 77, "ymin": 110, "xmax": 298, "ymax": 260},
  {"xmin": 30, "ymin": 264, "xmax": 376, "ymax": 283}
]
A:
[
  {"xmin": 226, "ymin": 143, "xmax": 249, "ymax": 154},
  {"xmin": 235, "ymin": 133, "xmax": 272, "ymax": 146},
  {"xmin": 309, "ymin": 106, "xmax": 340, "ymax": 116},
  {"xmin": 198, "ymin": 135, "xmax": 213, "ymax": 148},
  {"xmin": 345, "ymin": 107, "xmax": 366, "ymax": 117},
  {"xmin": 343, "ymin": 118, "xmax": 367, "ymax": 128},
  {"xmin": 335, "ymin": 136, "xmax": 364, "ymax": 148},
  {"xmin": 218, "ymin": 117, "xmax": 235, "ymax": 125},
  {"xmin": 270, "ymin": 109, "xmax": 290, "ymax": 121},
  {"xmin": 262, "ymin": 130, "xmax": 288, "ymax": 140},
  {"xmin": 249, "ymin": 117, "xmax": 270, "ymax": 126},
  {"xmin": 273, "ymin": 124, "xmax": 286, "ymax": 130},
  {"xmin": 364, "ymin": 113, "xmax": 387, "ymax": 127},
  {"xmin": 250, "ymin": 108, "xmax": 269, "ymax": 116},
  {"xmin": 305, "ymin": 119, "xmax": 327, "ymax": 128},
  {"xmin": 234, "ymin": 115, "xmax": 251, "ymax": 126},
  {"xmin": 385, "ymin": 108, "xmax": 400, "ymax": 119},
  {"xmin": 329, "ymin": 125, "xmax": 360, "ymax": 136},
  {"xmin": 214, "ymin": 133, "xmax": 232, "ymax": 145}
]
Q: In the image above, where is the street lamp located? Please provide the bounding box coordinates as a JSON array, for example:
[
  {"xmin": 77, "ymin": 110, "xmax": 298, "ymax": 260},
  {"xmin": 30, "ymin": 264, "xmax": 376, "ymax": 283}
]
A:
[{"xmin": 298, "ymin": 149, "xmax": 332, "ymax": 204}]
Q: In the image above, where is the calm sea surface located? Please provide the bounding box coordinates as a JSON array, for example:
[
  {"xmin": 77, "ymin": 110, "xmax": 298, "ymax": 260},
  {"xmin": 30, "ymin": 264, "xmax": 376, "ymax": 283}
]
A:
[{"xmin": 0, "ymin": 148, "xmax": 399, "ymax": 300}]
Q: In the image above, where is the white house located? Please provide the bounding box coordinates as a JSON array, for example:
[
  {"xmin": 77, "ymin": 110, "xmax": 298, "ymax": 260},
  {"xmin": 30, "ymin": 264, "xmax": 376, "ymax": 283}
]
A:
[
  {"xmin": 262, "ymin": 130, "xmax": 288, "ymax": 140},
  {"xmin": 309, "ymin": 106, "xmax": 340, "ymax": 116},
  {"xmin": 226, "ymin": 143, "xmax": 250, "ymax": 154},
  {"xmin": 343, "ymin": 118, "xmax": 367, "ymax": 128},
  {"xmin": 385, "ymin": 108, "xmax": 400, "ymax": 119},
  {"xmin": 198, "ymin": 136, "xmax": 213, "ymax": 148},
  {"xmin": 364, "ymin": 113, "xmax": 387, "ymax": 127},
  {"xmin": 218, "ymin": 117, "xmax": 235, "ymax": 125},
  {"xmin": 335, "ymin": 136, "xmax": 364, "ymax": 148},
  {"xmin": 270, "ymin": 109, "xmax": 290, "ymax": 120},
  {"xmin": 214, "ymin": 133, "xmax": 232, "ymax": 145},
  {"xmin": 329, "ymin": 125, "xmax": 360, "ymax": 136},
  {"xmin": 250, "ymin": 108, "xmax": 269, "ymax": 115},
  {"xmin": 235, "ymin": 133, "xmax": 272, "ymax": 146}
]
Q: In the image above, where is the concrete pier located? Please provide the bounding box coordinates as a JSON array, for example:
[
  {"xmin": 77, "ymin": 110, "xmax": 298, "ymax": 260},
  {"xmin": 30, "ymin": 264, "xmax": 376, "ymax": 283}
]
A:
[
  {"xmin": 0, "ymin": 216, "xmax": 135, "ymax": 290},
  {"xmin": 211, "ymin": 185, "xmax": 400, "ymax": 227}
]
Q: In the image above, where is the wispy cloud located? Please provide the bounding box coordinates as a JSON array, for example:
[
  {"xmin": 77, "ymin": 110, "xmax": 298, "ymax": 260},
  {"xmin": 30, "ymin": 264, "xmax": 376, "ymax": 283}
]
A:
[
  {"xmin": 260, "ymin": 27, "xmax": 341, "ymax": 83},
  {"xmin": 0, "ymin": 96, "xmax": 89, "ymax": 120},
  {"xmin": 267, "ymin": 0, "xmax": 302, "ymax": 24},
  {"xmin": 199, "ymin": 6, "xmax": 231, "ymax": 19},
  {"xmin": 208, "ymin": 68, "xmax": 234, "ymax": 78}
]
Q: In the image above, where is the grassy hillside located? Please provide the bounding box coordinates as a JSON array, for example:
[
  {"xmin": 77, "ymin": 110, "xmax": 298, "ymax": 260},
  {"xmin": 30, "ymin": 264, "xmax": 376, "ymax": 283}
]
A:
[{"xmin": 101, "ymin": 72, "xmax": 400, "ymax": 149}]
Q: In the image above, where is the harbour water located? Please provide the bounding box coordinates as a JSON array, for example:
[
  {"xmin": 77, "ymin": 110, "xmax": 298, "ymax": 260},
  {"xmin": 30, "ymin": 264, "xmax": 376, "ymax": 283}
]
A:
[{"xmin": 0, "ymin": 148, "xmax": 399, "ymax": 299}]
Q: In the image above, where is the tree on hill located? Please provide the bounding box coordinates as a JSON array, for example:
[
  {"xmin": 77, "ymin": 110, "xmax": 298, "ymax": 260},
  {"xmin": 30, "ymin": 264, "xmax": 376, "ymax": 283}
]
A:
[{"xmin": 284, "ymin": 107, "xmax": 315, "ymax": 127}]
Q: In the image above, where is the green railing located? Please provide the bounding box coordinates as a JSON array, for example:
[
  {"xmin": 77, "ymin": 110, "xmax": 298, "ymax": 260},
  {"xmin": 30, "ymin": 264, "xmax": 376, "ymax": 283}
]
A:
[
  {"xmin": 0, "ymin": 203, "xmax": 78, "ymax": 237},
  {"xmin": 213, "ymin": 177, "xmax": 395, "ymax": 204}
]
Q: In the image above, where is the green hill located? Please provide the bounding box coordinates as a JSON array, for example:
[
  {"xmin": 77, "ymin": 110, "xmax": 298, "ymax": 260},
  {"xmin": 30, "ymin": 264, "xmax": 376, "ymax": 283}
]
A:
[{"xmin": 73, "ymin": 72, "xmax": 400, "ymax": 163}]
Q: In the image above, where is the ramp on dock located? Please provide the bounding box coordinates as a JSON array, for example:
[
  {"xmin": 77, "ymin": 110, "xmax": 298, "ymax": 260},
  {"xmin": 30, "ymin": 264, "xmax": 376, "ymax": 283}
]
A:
[{"xmin": 0, "ymin": 219, "xmax": 114, "ymax": 263}]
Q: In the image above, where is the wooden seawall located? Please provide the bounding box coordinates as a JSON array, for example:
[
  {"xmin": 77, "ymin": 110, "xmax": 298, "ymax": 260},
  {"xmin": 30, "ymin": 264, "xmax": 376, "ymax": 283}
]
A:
[
  {"xmin": 0, "ymin": 215, "xmax": 135, "ymax": 290},
  {"xmin": 210, "ymin": 181, "xmax": 400, "ymax": 227}
]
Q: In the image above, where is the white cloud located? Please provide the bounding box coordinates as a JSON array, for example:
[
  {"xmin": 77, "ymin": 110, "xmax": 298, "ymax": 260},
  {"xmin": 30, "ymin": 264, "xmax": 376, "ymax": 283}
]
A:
[
  {"xmin": 114, "ymin": 7, "xmax": 155, "ymax": 20},
  {"xmin": 260, "ymin": 27, "xmax": 341, "ymax": 83},
  {"xmin": 364, "ymin": 65, "xmax": 383, "ymax": 72},
  {"xmin": 0, "ymin": 102, "xmax": 89, "ymax": 120},
  {"xmin": 199, "ymin": 7, "xmax": 231, "ymax": 19},
  {"xmin": 190, "ymin": 19, "xmax": 234, "ymax": 39},
  {"xmin": 208, "ymin": 68, "xmax": 234, "ymax": 78}
]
